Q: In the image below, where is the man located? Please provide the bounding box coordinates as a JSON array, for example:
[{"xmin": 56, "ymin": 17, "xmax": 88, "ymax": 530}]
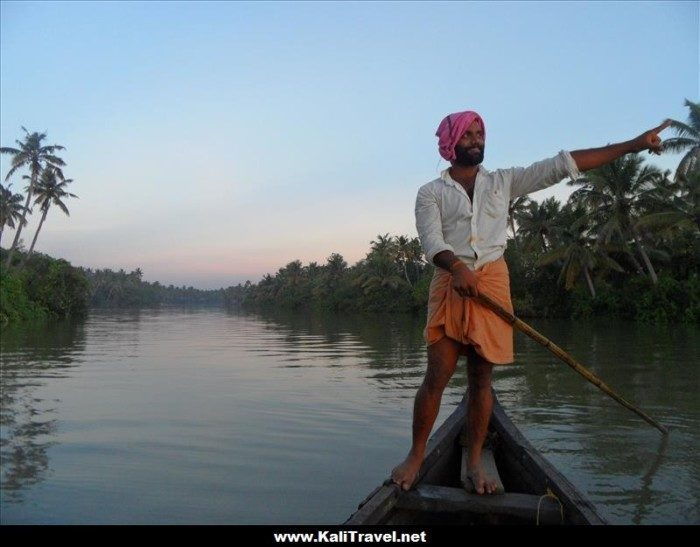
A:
[{"xmin": 390, "ymin": 110, "xmax": 670, "ymax": 495}]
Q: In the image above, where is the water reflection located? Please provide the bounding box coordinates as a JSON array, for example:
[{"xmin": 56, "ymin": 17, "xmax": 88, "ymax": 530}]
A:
[
  {"xmin": 1, "ymin": 318, "xmax": 85, "ymax": 502},
  {"xmin": 632, "ymin": 431, "xmax": 670, "ymax": 525}
]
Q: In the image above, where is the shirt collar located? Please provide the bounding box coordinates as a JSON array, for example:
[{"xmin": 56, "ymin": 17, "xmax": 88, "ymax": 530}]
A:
[{"xmin": 440, "ymin": 165, "xmax": 487, "ymax": 187}]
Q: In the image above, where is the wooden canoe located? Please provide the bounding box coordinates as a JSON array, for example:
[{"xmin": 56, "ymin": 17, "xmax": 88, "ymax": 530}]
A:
[{"xmin": 342, "ymin": 390, "xmax": 607, "ymax": 525}]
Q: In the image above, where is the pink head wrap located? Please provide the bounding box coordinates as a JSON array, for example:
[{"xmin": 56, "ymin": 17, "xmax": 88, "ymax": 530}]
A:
[{"xmin": 435, "ymin": 111, "xmax": 486, "ymax": 161}]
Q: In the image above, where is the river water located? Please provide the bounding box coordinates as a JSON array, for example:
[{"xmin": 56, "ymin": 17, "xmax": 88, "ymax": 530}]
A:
[{"xmin": 1, "ymin": 306, "xmax": 698, "ymax": 524}]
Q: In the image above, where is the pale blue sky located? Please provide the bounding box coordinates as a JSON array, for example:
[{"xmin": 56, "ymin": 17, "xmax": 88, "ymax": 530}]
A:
[{"xmin": 1, "ymin": 1, "xmax": 697, "ymax": 289}]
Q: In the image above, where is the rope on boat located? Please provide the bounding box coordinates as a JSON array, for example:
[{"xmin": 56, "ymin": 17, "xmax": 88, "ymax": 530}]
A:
[{"xmin": 536, "ymin": 487, "xmax": 564, "ymax": 525}]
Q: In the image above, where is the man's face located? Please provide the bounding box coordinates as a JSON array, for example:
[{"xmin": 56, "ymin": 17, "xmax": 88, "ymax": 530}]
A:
[{"xmin": 453, "ymin": 120, "xmax": 485, "ymax": 167}]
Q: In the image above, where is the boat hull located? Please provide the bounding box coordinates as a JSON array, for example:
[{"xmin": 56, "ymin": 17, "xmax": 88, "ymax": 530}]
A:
[{"xmin": 343, "ymin": 390, "xmax": 607, "ymax": 525}]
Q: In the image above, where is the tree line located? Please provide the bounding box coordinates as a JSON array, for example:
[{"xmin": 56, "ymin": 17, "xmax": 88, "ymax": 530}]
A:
[{"xmin": 2, "ymin": 99, "xmax": 698, "ymax": 324}]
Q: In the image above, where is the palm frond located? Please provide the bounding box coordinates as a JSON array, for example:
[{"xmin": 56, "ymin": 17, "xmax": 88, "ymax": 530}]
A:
[
  {"xmin": 663, "ymin": 137, "xmax": 697, "ymax": 154},
  {"xmin": 536, "ymin": 246, "xmax": 568, "ymax": 266},
  {"xmin": 666, "ymin": 119, "xmax": 699, "ymax": 141},
  {"xmin": 684, "ymin": 98, "xmax": 700, "ymax": 132}
]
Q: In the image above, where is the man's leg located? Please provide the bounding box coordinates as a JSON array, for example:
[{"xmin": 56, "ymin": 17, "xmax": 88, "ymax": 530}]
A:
[
  {"xmin": 391, "ymin": 335, "xmax": 461, "ymax": 491},
  {"xmin": 465, "ymin": 345, "xmax": 498, "ymax": 494}
]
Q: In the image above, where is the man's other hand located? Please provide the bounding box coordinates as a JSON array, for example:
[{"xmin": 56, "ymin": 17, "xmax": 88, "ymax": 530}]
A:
[{"xmin": 450, "ymin": 261, "xmax": 479, "ymax": 298}]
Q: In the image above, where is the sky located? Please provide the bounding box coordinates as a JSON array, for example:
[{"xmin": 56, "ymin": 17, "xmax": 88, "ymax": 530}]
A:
[{"xmin": 1, "ymin": 0, "xmax": 697, "ymax": 289}]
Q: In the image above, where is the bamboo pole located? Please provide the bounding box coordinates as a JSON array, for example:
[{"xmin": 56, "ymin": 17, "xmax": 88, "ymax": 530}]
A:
[{"xmin": 474, "ymin": 291, "xmax": 669, "ymax": 435}]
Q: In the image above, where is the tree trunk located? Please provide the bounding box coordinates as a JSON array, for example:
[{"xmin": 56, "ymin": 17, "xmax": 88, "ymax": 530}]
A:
[
  {"xmin": 403, "ymin": 261, "xmax": 413, "ymax": 288},
  {"xmin": 508, "ymin": 214, "xmax": 516, "ymax": 239},
  {"xmin": 632, "ymin": 230, "xmax": 658, "ymax": 284},
  {"xmin": 626, "ymin": 249, "xmax": 644, "ymax": 275},
  {"xmin": 18, "ymin": 206, "xmax": 48, "ymax": 271},
  {"xmin": 583, "ymin": 265, "xmax": 596, "ymax": 298},
  {"xmin": 4, "ymin": 168, "xmax": 37, "ymax": 269}
]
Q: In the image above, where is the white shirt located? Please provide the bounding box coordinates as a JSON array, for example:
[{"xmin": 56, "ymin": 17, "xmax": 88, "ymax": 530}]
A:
[{"xmin": 414, "ymin": 150, "xmax": 582, "ymax": 270}]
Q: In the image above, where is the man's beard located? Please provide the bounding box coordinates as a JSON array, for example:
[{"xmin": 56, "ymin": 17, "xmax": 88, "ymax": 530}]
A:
[{"xmin": 454, "ymin": 144, "xmax": 484, "ymax": 167}]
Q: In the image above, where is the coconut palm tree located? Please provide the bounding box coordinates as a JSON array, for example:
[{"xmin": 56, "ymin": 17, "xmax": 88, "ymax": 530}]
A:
[
  {"xmin": 567, "ymin": 153, "xmax": 668, "ymax": 284},
  {"xmin": 514, "ymin": 197, "xmax": 561, "ymax": 253},
  {"xmin": 405, "ymin": 236, "xmax": 424, "ymax": 283},
  {"xmin": 394, "ymin": 234, "xmax": 415, "ymax": 288},
  {"xmin": 0, "ymin": 183, "xmax": 29, "ymax": 247},
  {"xmin": 369, "ymin": 233, "xmax": 398, "ymax": 261},
  {"xmin": 355, "ymin": 253, "xmax": 405, "ymax": 295},
  {"xmin": 663, "ymin": 98, "xmax": 700, "ymax": 183},
  {"xmin": 537, "ymin": 203, "xmax": 625, "ymax": 298},
  {"xmin": 507, "ymin": 195, "xmax": 530, "ymax": 240},
  {"xmin": 326, "ymin": 252, "xmax": 347, "ymax": 280},
  {"xmin": 17, "ymin": 167, "xmax": 77, "ymax": 270},
  {"xmin": 1, "ymin": 127, "xmax": 65, "ymax": 268},
  {"xmin": 279, "ymin": 260, "xmax": 304, "ymax": 291},
  {"xmin": 635, "ymin": 169, "xmax": 700, "ymax": 235},
  {"xmin": 305, "ymin": 261, "xmax": 322, "ymax": 278}
]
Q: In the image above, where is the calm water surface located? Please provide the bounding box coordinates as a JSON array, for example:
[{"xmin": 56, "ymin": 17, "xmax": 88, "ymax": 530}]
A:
[{"xmin": 1, "ymin": 306, "xmax": 698, "ymax": 524}]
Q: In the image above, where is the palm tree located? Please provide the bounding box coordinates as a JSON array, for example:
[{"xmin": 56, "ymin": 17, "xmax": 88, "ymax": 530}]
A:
[
  {"xmin": 514, "ymin": 197, "xmax": 561, "ymax": 253},
  {"xmin": 326, "ymin": 252, "xmax": 347, "ymax": 283},
  {"xmin": 0, "ymin": 183, "xmax": 29, "ymax": 247},
  {"xmin": 1, "ymin": 127, "xmax": 65, "ymax": 268},
  {"xmin": 305, "ymin": 261, "xmax": 322, "ymax": 278},
  {"xmin": 394, "ymin": 235, "xmax": 414, "ymax": 288},
  {"xmin": 635, "ymin": 169, "xmax": 700, "ymax": 235},
  {"xmin": 568, "ymin": 153, "xmax": 668, "ymax": 284},
  {"xmin": 355, "ymin": 253, "xmax": 405, "ymax": 295},
  {"xmin": 507, "ymin": 195, "xmax": 530, "ymax": 240},
  {"xmin": 663, "ymin": 98, "xmax": 700, "ymax": 183},
  {"xmin": 17, "ymin": 167, "xmax": 77, "ymax": 269},
  {"xmin": 369, "ymin": 233, "xmax": 398, "ymax": 260},
  {"xmin": 405, "ymin": 236, "xmax": 424, "ymax": 283},
  {"xmin": 279, "ymin": 260, "xmax": 304, "ymax": 291},
  {"xmin": 537, "ymin": 203, "xmax": 625, "ymax": 298}
]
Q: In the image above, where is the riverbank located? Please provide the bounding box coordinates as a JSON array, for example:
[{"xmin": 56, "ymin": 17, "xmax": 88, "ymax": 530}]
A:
[
  {"xmin": 0, "ymin": 248, "xmax": 89, "ymax": 324},
  {"xmin": 225, "ymin": 243, "xmax": 700, "ymax": 324}
]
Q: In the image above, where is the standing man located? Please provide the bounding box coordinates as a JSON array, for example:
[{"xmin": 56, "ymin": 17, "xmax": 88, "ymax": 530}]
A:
[{"xmin": 390, "ymin": 110, "xmax": 670, "ymax": 494}]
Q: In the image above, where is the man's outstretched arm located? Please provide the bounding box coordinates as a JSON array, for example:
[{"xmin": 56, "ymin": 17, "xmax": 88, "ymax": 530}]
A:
[{"xmin": 570, "ymin": 119, "xmax": 671, "ymax": 172}]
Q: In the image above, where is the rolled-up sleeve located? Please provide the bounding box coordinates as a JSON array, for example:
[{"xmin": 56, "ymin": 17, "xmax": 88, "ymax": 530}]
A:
[
  {"xmin": 415, "ymin": 185, "xmax": 454, "ymax": 265},
  {"xmin": 508, "ymin": 150, "xmax": 582, "ymax": 198}
]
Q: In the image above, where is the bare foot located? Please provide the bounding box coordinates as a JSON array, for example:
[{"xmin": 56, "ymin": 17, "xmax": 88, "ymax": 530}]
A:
[
  {"xmin": 466, "ymin": 465, "xmax": 498, "ymax": 495},
  {"xmin": 391, "ymin": 453, "xmax": 423, "ymax": 491}
]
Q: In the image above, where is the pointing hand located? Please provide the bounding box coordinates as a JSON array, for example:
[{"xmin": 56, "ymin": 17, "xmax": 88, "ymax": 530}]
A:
[{"xmin": 630, "ymin": 119, "xmax": 672, "ymax": 156}]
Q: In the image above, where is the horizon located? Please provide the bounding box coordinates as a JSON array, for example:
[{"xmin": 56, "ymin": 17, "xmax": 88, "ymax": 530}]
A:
[{"xmin": 1, "ymin": 0, "xmax": 697, "ymax": 290}]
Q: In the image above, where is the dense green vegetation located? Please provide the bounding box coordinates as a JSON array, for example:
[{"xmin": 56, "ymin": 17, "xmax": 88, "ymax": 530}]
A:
[
  {"xmin": 0, "ymin": 247, "xmax": 224, "ymax": 324},
  {"xmin": 0, "ymin": 248, "xmax": 89, "ymax": 323}
]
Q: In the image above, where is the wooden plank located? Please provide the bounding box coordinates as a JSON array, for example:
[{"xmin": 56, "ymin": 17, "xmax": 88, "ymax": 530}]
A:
[{"xmin": 395, "ymin": 485, "xmax": 564, "ymax": 525}]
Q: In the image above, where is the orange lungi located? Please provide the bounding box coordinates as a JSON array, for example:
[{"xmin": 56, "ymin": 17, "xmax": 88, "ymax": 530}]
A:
[{"xmin": 423, "ymin": 255, "xmax": 515, "ymax": 365}]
